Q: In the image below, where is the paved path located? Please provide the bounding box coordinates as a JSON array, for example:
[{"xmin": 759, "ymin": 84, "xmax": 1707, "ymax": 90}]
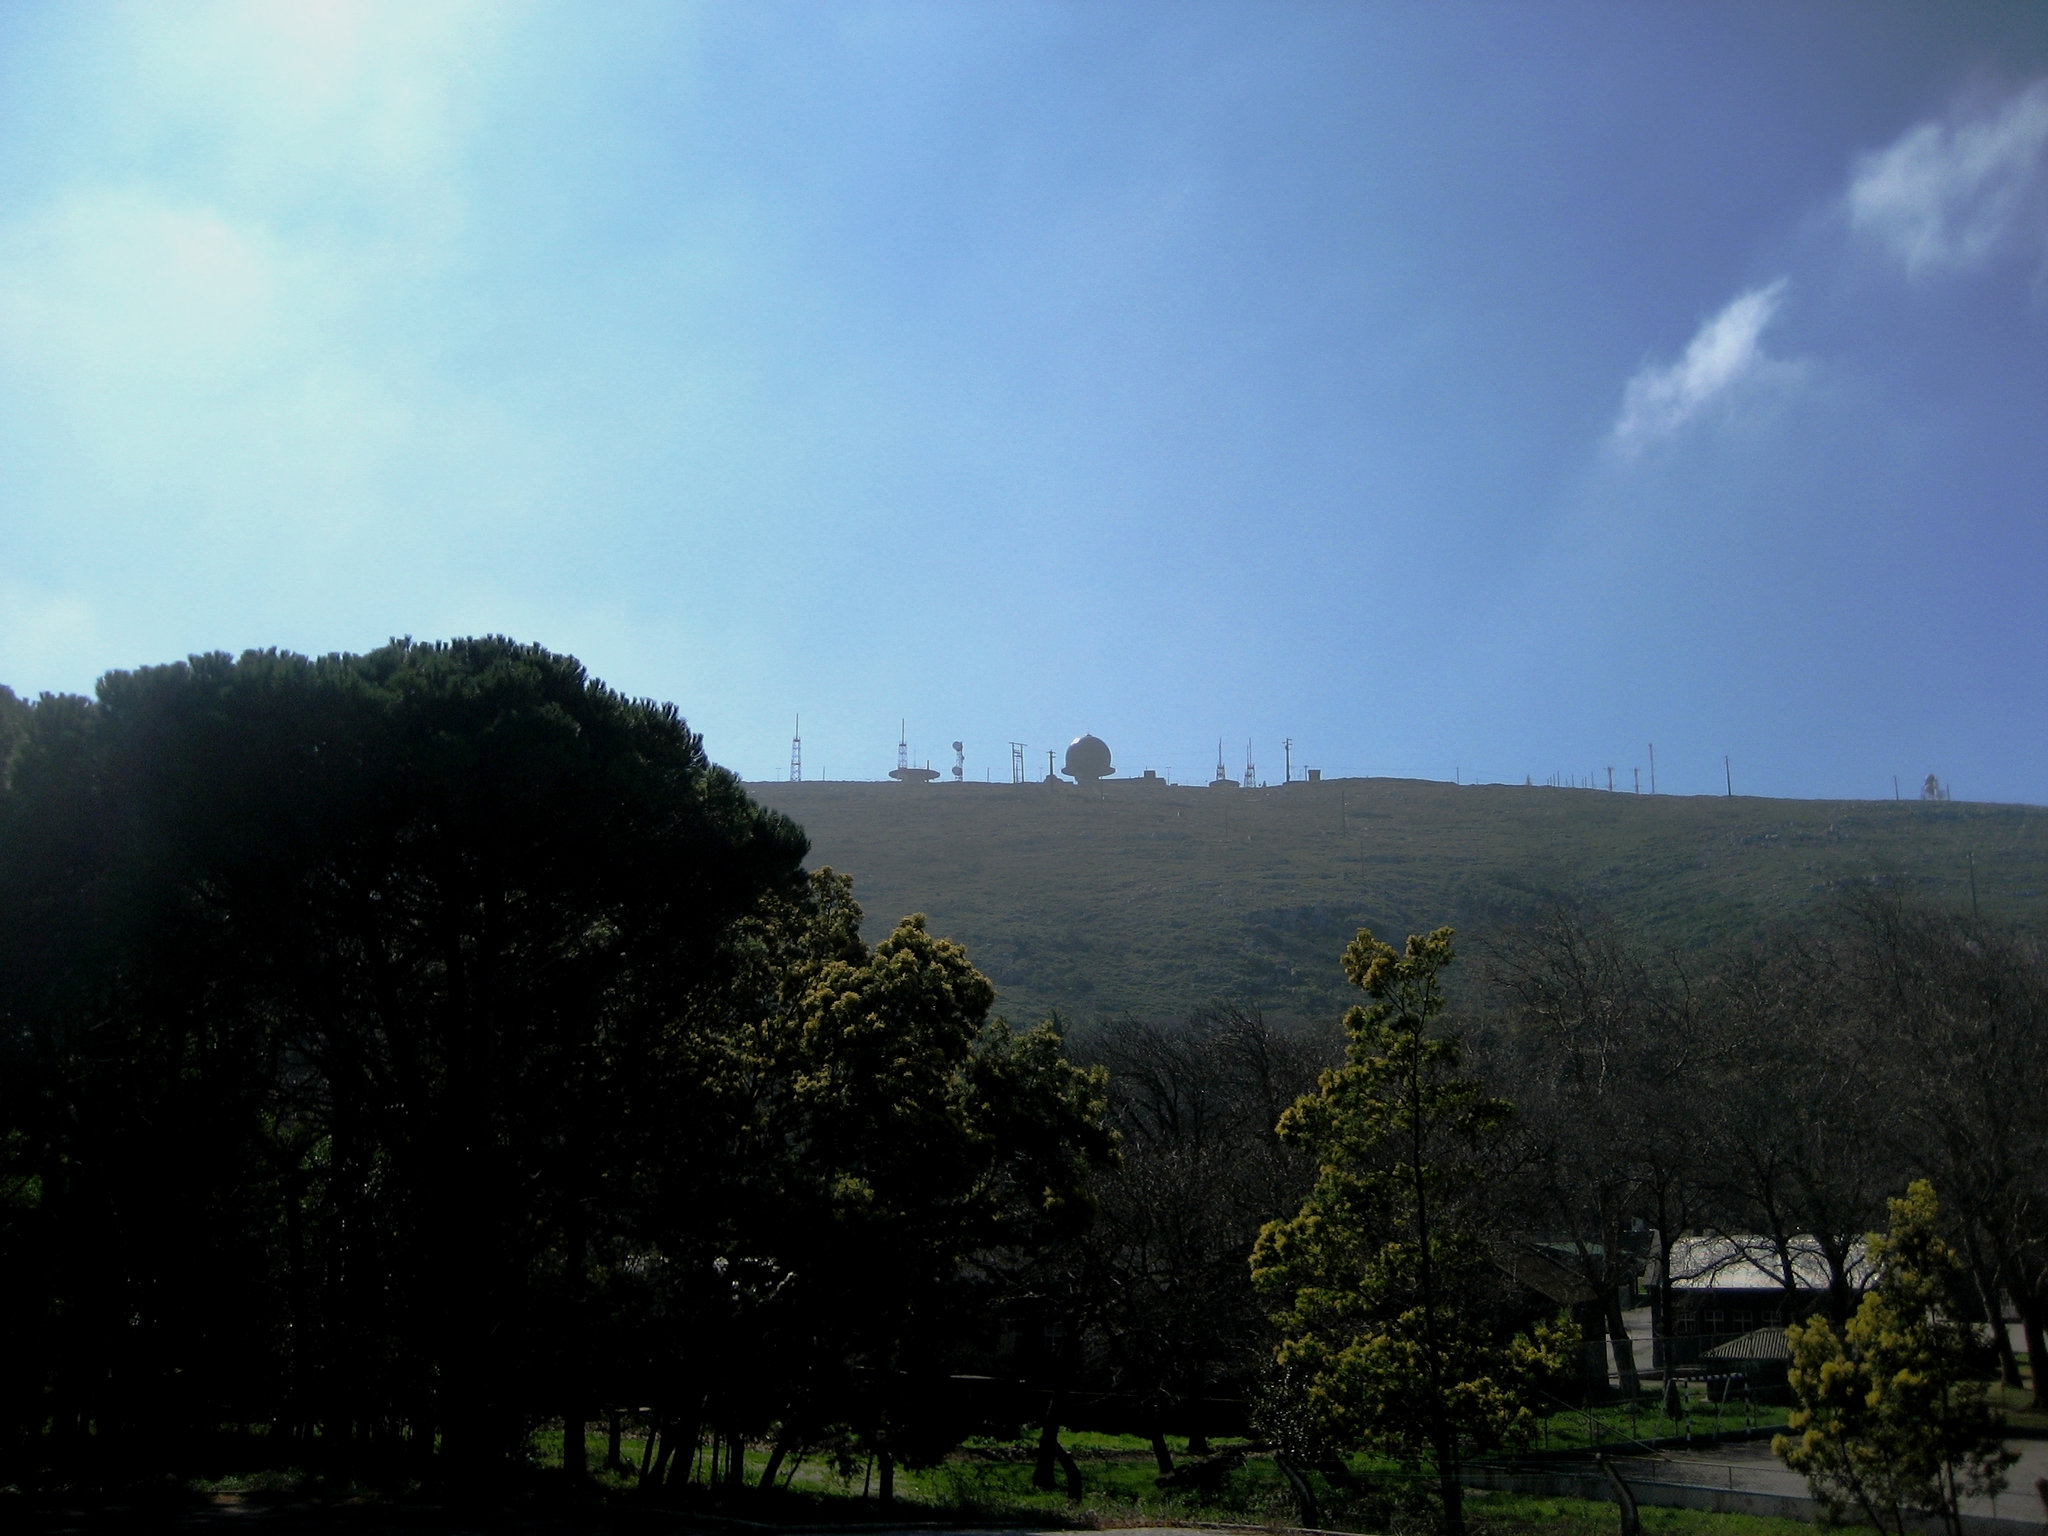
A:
[{"xmin": 1612, "ymin": 1438, "xmax": 2048, "ymax": 1525}]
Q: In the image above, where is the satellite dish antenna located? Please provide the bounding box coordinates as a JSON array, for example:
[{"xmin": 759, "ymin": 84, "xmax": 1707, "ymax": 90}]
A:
[{"xmin": 952, "ymin": 741, "xmax": 964, "ymax": 782}]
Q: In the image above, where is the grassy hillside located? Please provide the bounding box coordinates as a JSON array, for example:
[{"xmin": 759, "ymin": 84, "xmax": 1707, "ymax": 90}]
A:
[{"xmin": 747, "ymin": 777, "xmax": 2048, "ymax": 1028}]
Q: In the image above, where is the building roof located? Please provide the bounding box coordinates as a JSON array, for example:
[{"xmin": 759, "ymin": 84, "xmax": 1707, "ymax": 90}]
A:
[{"xmin": 1702, "ymin": 1327, "xmax": 1794, "ymax": 1362}]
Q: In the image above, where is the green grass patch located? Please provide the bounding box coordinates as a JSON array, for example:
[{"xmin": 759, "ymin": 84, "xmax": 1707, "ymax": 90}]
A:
[
  {"xmin": 750, "ymin": 778, "xmax": 2048, "ymax": 1027},
  {"xmin": 1529, "ymin": 1400, "xmax": 1792, "ymax": 1453}
]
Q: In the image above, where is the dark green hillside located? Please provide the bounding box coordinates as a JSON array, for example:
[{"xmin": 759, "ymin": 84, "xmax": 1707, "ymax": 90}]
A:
[{"xmin": 748, "ymin": 777, "xmax": 2048, "ymax": 1027}]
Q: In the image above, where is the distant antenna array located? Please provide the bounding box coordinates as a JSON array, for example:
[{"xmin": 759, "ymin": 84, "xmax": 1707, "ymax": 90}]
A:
[
  {"xmin": 1010, "ymin": 742, "xmax": 1027, "ymax": 784},
  {"xmin": 789, "ymin": 716, "xmax": 801, "ymax": 783},
  {"xmin": 1242, "ymin": 740, "xmax": 1256, "ymax": 790},
  {"xmin": 898, "ymin": 721, "xmax": 909, "ymax": 776},
  {"xmin": 952, "ymin": 741, "xmax": 965, "ymax": 782}
]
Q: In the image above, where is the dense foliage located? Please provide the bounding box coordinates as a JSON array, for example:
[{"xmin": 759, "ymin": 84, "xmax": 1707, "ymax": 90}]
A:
[
  {"xmin": 1253, "ymin": 929, "xmax": 1576, "ymax": 1536},
  {"xmin": 1777, "ymin": 1182, "xmax": 2013, "ymax": 1536},
  {"xmin": 0, "ymin": 642, "xmax": 1113, "ymax": 1490}
]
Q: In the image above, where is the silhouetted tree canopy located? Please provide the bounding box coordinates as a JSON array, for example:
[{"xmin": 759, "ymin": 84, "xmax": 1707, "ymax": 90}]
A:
[{"xmin": 0, "ymin": 640, "xmax": 1114, "ymax": 1491}]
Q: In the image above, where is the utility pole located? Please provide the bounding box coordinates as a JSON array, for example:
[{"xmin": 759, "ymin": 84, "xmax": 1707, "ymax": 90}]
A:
[
  {"xmin": 1724, "ymin": 756, "xmax": 1733, "ymax": 797},
  {"xmin": 1607, "ymin": 766, "xmax": 1614, "ymax": 792},
  {"xmin": 1893, "ymin": 775, "xmax": 1900, "ymax": 802},
  {"xmin": 1633, "ymin": 767, "xmax": 1640, "ymax": 794},
  {"xmin": 1045, "ymin": 749, "xmax": 1055, "ymax": 782},
  {"xmin": 1649, "ymin": 743, "xmax": 1657, "ymax": 795}
]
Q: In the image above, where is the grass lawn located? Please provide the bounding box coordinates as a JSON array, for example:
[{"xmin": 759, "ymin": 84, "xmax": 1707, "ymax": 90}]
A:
[
  {"xmin": 747, "ymin": 777, "xmax": 2048, "ymax": 1028},
  {"xmin": 505, "ymin": 1428, "xmax": 1889, "ymax": 1536},
  {"xmin": 1527, "ymin": 1400, "xmax": 1792, "ymax": 1453}
]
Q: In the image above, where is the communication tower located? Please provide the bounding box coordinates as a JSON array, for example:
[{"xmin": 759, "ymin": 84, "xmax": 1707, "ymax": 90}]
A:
[
  {"xmin": 1210, "ymin": 738, "xmax": 1234, "ymax": 789},
  {"xmin": 888, "ymin": 720, "xmax": 940, "ymax": 783},
  {"xmin": 1283, "ymin": 737, "xmax": 1294, "ymax": 784},
  {"xmin": 1009, "ymin": 742, "xmax": 1026, "ymax": 784},
  {"xmin": 789, "ymin": 716, "xmax": 802, "ymax": 783},
  {"xmin": 952, "ymin": 741, "xmax": 965, "ymax": 782},
  {"xmin": 1242, "ymin": 740, "xmax": 1256, "ymax": 791}
]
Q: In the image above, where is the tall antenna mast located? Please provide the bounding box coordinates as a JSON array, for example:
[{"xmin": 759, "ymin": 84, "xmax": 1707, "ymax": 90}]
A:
[
  {"xmin": 790, "ymin": 715, "xmax": 802, "ymax": 783},
  {"xmin": 1283, "ymin": 737, "xmax": 1294, "ymax": 785},
  {"xmin": 898, "ymin": 720, "xmax": 909, "ymax": 777},
  {"xmin": 1242, "ymin": 740, "xmax": 1256, "ymax": 790},
  {"xmin": 1010, "ymin": 742, "xmax": 1026, "ymax": 784}
]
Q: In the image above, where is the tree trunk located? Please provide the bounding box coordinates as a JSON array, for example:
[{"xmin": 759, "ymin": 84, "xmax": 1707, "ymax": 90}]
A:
[
  {"xmin": 877, "ymin": 1448, "xmax": 895, "ymax": 1504},
  {"xmin": 726, "ymin": 1428, "xmax": 747, "ymax": 1487},
  {"xmin": 606, "ymin": 1409, "xmax": 623, "ymax": 1472},
  {"xmin": 1149, "ymin": 1427, "xmax": 1175, "ymax": 1475},
  {"xmin": 1978, "ymin": 1274, "xmax": 2023, "ymax": 1391},
  {"xmin": 638, "ymin": 1416, "xmax": 659, "ymax": 1481},
  {"xmin": 2022, "ymin": 1306, "xmax": 2048, "ymax": 1413},
  {"xmin": 1055, "ymin": 1439, "xmax": 1082, "ymax": 1500},
  {"xmin": 1274, "ymin": 1453, "xmax": 1318, "ymax": 1527},
  {"xmin": 759, "ymin": 1437, "xmax": 788, "ymax": 1490},
  {"xmin": 648, "ymin": 1428, "xmax": 677, "ymax": 1492},
  {"xmin": 562, "ymin": 1413, "xmax": 586, "ymax": 1478},
  {"xmin": 1033, "ymin": 1396, "xmax": 1063, "ymax": 1491},
  {"xmin": 1606, "ymin": 1294, "xmax": 1642, "ymax": 1398},
  {"xmin": 1435, "ymin": 1432, "xmax": 1465, "ymax": 1536}
]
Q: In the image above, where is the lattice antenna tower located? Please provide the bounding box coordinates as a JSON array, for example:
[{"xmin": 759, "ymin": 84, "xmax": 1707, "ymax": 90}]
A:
[
  {"xmin": 897, "ymin": 720, "xmax": 909, "ymax": 776},
  {"xmin": 1242, "ymin": 740, "xmax": 1256, "ymax": 790},
  {"xmin": 1215, "ymin": 738, "xmax": 1227, "ymax": 781},
  {"xmin": 1009, "ymin": 742, "xmax": 1026, "ymax": 784},
  {"xmin": 789, "ymin": 715, "xmax": 802, "ymax": 783}
]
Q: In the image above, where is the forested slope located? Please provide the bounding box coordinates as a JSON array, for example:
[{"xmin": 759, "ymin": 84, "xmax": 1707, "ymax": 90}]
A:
[{"xmin": 748, "ymin": 777, "xmax": 2048, "ymax": 1027}]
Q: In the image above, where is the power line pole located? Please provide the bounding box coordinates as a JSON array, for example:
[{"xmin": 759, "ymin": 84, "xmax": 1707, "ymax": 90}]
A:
[
  {"xmin": 1606, "ymin": 766, "xmax": 1614, "ymax": 792},
  {"xmin": 1633, "ymin": 767, "xmax": 1640, "ymax": 794},
  {"xmin": 1649, "ymin": 743, "xmax": 1657, "ymax": 795},
  {"xmin": 1724, "ymin": 755, "xmax": 1732, "ymax": 797}
]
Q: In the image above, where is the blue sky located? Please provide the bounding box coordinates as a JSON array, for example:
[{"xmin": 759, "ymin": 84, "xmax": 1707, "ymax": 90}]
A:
[{"xmin": 1, "ymin": 3, "xmax": 2044, "ymax": 800}]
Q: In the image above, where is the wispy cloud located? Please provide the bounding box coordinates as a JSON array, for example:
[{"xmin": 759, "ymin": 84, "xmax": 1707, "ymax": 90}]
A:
[
  {"xmin": 1609, "ymin": 278, "xmax": 1790, "ymax": 454},
  {"xmin": 1846, "ymin": 78, "xmax": 2048, "ymax": 278}
]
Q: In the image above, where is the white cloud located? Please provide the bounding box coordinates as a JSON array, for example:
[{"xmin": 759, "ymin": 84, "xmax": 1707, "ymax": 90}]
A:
[
  {"xmin": 1609, "ymin": 278, "xmax": 1790, "ymax": 454},
  {"xmin": 1846, "ymin": 78, "xmax": 2048, "ymax": 278}
]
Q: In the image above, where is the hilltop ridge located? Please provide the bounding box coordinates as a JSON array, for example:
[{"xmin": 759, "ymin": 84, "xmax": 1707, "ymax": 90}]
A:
[{"xmin": 747, "ymin": 777, "xmax": 2048, "ymax": 1027}]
